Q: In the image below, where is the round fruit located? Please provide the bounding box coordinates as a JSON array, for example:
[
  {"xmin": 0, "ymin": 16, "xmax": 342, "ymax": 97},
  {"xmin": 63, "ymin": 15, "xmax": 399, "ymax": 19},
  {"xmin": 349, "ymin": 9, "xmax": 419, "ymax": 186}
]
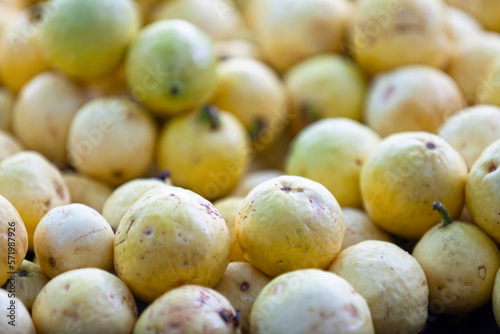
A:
[
  {"xmin": 6, "ymin": 260, "xmax": 49, "ymax": 310},
  {"xmin": 286, "ymin": 118, "xmax": 381, "ymax": 207},
  {"xmin": 350, "ymin": 0, "xmax": 452, "ymax": 74},
  {"xmin": 133, "ymin": 285, "xmax": 240, "ymax": 334},
  {"xmin": 32, "ymin": 268, "xmax": 137, "ymax": 334},
  {"xmin": 360, "ymin": 132, "xmax": 468, "ymax": 239},
  {"xmin": 34, "ymin": 203, "xmax": 114, "ymax": 278},
  {"xmin": 329, "ymin": 240, "xmax": 429, "ymax": 333},
  {"xmin": 466, "ymin": 139, "xmax": 500, "ymax": 243},
  {"xmin": 231, "ymin": 169, "xmax": 283, "ymax": 197},
  {"xmin": 157, "ymin": 104, "xmax": 250, "ymax": 201},
  {"xmin": 251, "ymin": 269, "xmax": 374, "ymax": 334},
  {"xmin": 235, "ymin": 175, "xmax": 345, "ymax": 277},
  {"xmin": 438, "ymin": 105, "xmax": 500, "ymax": 169},
  {"xmin": 114, "ymin": 186, "xmax": 230, "ymax": 302},
  {"xmin": 0, "ymin": 289, "xmax": 35, "ymax": 334},
  {"xmin": 12, "ymin": 71, "xmax": 87, "ymax": 165},
  {"xmin": 284, "ymin": 54, "xmax": 367, "ymax": 133},
  {"xmin": 445, "ymin": 0, "xmax": 500, "ymax": 32},
  {"xmin": 0, "ymin": 151, "xmax": 70, "ymax": 250},
  {"xmin": 413, "ymin": 202, "xmax": 500, "ymax": 315},
  {"xmin": 125, "ymin": 19, "xmax": 217, "ymax": 115},
  {"xmin": 67, "ymin": 97, "xmax": 157, "ymax": 186},
  {"xmin": 62, "ymin": 172, "xmax": 113, "ymax": 213},
  {"xmin": 214, "ymin": 197, "xmax": 246, "ymax": 262},
  {"xmin": 364, "ymin": 65, "xmax": 464, "ymax": 137},
  {"xmin": 39, "ymin": 0, "xmax": 140, "ymax": 79},
  {"xmin": 214, "ymin": 262, "xmax": 271, "ymax": 334},
  {"xmin": 445, "ymin": 6, "xmax": 483, "ymax": 46}
]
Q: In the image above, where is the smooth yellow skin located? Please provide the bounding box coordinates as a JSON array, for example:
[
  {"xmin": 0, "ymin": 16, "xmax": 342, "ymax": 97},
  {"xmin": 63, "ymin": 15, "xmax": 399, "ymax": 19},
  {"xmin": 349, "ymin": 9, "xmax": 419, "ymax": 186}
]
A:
[
  {"xmin": 151, "ymin": 0, "xmax": 244, "ymax": 41},
  {"xmin": 134, "ymin": 285, "xmax": 240, "ymax": 334},
  {"xmin": 214, "ymin": 197, "xmax": 246, "ymax": 262},
  {"xmin": 286, "ymin": 118, "xmax": 381, "ymax": 208},
  {"xmin": 477, "ymin": 57, "xmax": 500, "ymax": 106},
  {"xmin": 252, "ymin": 0, "xmax": 351, "ymax": 72},
  {"xmin": 125, "ymin": 19, "xmax": 217, "ymax": 115},
  {"xmin": 9, "ymin": 260, "xmax": 49, "ymax": 310},
  {"xmin": 32, "ymin": 268, "xmax": 137, "ymax": 334},
  {"xmin": 0, "ymin": 130, "xmax": 23, "ymax": 161},
  {"xmin": 438, "ymin": 105, "xmax": 500, "ymax": 170},
  {"xmin": 251, "ymin": 269, "xmax": 374, "ymax": 334},
  {"xmin": 351, "ymin": 0, "xmax": 452, "ymax": 74},
  {"xmin": 0, "ymin": 6, "xmax": 50, "ymax": 92},
  {"xmin": 102, "ymin": 178, "xmax": 168, "ymax": 231},
  {"xmin": 365, "ymin": 65, "xmax": 465, "ymax": 137},
  {"xmin": 67, "ymin": 97, "xmax": 157, "ymax": 186},
  {"xmin": 466, "ymin": 139, "xmax": 500, "ymax": 243},
  {"xmin": 34, "ymin": 203, "xmax": 114, "ymax": 279},
  {"xmin": 39, "ymin": 0, "xmax": 139, "ymax": 79},
  {"xmin": 214, "ymin": 262, "xmax": 271, "ymax": 334},
  {"xmin": 340, "ymin": 207, "xmax": 392, "ymax": 252},
  {"xmin": 0, "ymin": 289, "xmax": 35, "ymax": 334},
  {"xmin": 0, "ymin": 88, "xmax": 14, "ymax": 132},
  {"xmin": 235, "ymin": 175, "xmax": 345, "ymax": 277},
  {"xmin": 13, "ymin": 71, "xmax": 87, "ymax": 165},
  {"xmin": 493, "ymin": 269, "xmax": 500, "ymax": 327},
  {"xmin": 284, "ymin": 54, "xmax": 367, "ymax": 134},
  {"xmin": 114, "ymin": 186, "xmax": 230, "ymax": 302},
  {"xmin": 445, "ymin": 0, "xmax": 500, "ymax": 32},
  {"xmin": 361, "ymin": 132, "xmax": 468, "ymax": 239},
  {"xmin": 0, "ymin": 151, "xmax": 70, "ymax": 250},
  {"xmin": 448, "ymin": 32, "xmax": 500, "ymax": 103},
  {"xmin": 0, "ymin": 195, "xmax": 28, "ymax": 286},
  {"xmin": 330, "ymin": 240, "xmax": 429, "ymax": 334},
  {"xmin": 209, "ymin": 58, "xmax": 288, "ymax": 151},
  {"xmin": 446, "ymin": 6, "xmax": 483, "ymax": 46},
  {"xmin": 231, "ymin": 169, "xmax": 283, "ymax": 197},
  {"xmin": 413, "ymin": 220, "xmax": 500, "ymax": 315},
  {"xmin": 157, "ymin": 107, "xmax": 250, "ymax": 201},
  {"xmin": 62, "ymin": 172, "xmax": 113, "ymax": 213}
]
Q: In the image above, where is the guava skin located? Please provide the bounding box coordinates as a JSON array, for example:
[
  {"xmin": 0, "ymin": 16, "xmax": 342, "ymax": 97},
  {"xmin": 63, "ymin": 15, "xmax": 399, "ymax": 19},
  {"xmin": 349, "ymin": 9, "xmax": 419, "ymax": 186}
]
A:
[{"xmin": 0, "ymin": 289, "xmax": 36, "ymax": 334}]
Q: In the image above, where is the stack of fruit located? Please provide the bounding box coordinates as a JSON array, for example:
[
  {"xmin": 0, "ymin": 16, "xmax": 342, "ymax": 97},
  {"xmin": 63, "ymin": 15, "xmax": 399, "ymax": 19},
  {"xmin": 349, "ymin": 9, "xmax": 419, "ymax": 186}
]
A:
[{"xmin": 2, "ymin": 0, "xmax": 500, "ymax": 333}]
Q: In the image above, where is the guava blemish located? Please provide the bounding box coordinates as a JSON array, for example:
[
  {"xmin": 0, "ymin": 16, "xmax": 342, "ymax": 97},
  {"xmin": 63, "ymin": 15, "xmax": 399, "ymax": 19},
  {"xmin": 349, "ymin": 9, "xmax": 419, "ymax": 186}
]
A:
[
  {"xmin": 170, "ymin": 85, "xmax": 180, "ymax": 96},
  {"xmin": 112, "ymin": 170, "xmax": 123, "ymax": 179},
  {"xmin": 426, "ymin": 142, "xmax": 436, "ymax": 150},
  {"xmin": 281, "ymin": 186, "xmax": 292, "ymax": 192},
  {"xmin": 48, "ymin": 257, "xmax": 56, "ymax": 267},
  {"xmin": 219, "ymin": 309, "xmax": 240, "ymax": 328},
  {"xmin": 143, "ymin": 226, "xmax": 154, "ymax": 236},
  {"xmin": 18, "ymin": 270, "xmax": 28, "ymax": 277},
  {"xmin": 240, "ymin": 282, "xmax": 249, "ymax": 292},
  {"xmin": 54, "ymin": 182, "xmax": 65, "ymax": 199},
  {"xmin": 355, "ymin": 159, "xmax": 362, "ymax": 167},
  {"xmin": 44, "ymin": 199, "xmax": 51, "ymax": 207},
  {"xmin": 383, "ymin": 85, "xmax": 395, "ymax": 101},
  {"xmin": 488, "ymin": 162, "xmax": 497, "ymax": 173},
  {"xmin": 200, "ymin": 203, "xmax": 222, "ymax": 218},
  {"xmin": 478, "ymin": 265, "xmax": 487, "ymax": 280},
  {"xmin": 115, "ymin": 220, "xmax": 135, "ymax": 246},
  {"xmin": 64, "ymin": 284, "xmax": 70, "ymax": 292}
]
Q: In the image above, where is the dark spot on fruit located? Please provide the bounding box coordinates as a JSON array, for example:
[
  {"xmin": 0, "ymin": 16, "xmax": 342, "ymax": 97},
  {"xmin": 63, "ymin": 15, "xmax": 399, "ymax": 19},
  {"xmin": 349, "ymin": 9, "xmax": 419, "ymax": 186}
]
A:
[
  {"xmin": 110, "ymin": 294, "xmax": 114, "ymax": 299},
  {"xmin": 154, "ymin": 170, "xmax": 171, "ymax": 181},
  {"xmin": 478, "ymin": 265, "xmax": 487, "ymax": 280},
  {"xmin": 296, "ymin": 188, "xmax": 304, "ymax": 192},
  {"xmin": 355, "ymin": 159, "xmax": 362, "ymax": 167},
  {"xmin": 170, "ymin": 86, "xmax": 180, "ymax": 96},
  {"xmin": 249, "ymin": 118, "xmax": 266, "ymax": 141},
  {"xmin": 54, "ymin": 182, "xmax": 65, "ymax": 200},
  {"xmin": 489, "ymin": 162, "xmax": 497, "ymax": 173},
  {"xmin": 348, "ymin": 305, "xmax": 358, "ymax": 318},
  {"xmin": 18, "ymin": 270, "xmax": 28, "ymax": 277},
  {"xmin": 143, "ymin": 227, "xmax": 153, "ymax": 236},
  {"xmin": 49, "ymin": 257, "xmax": 56, "ymax": 267},
  {"xmin": 426, "ymin": 142, "xmax": 436, "ymax": 150},
  {"xmin": 65, "ymin": 284, "xmax": 70, "ymax": 292},
  {"xmin": 281, "ymin": 187, "xmax": 292, "ymax": 192},
  {"xmin": 30, "ymin": 3, "xmax": 44, "ymax": 22},
  {"xmin": 44, "ymin": 199, "xmax": 51, "ymax": 207},
  {"xmin": 240, "ymin": 282, "xmax": 249, "ymax": 292},
  {"xmin": 219, "ymin": 309, "xmax": 240, "ymax": 328},
  {"xmin": 112, "ymin": 170, "xmax": 123, "ymax": 179}
]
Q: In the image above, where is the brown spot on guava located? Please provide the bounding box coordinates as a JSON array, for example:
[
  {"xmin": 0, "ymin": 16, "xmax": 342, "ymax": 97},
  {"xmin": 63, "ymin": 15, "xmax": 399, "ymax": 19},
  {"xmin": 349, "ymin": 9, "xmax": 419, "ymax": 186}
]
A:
[
  {"xmin": 110, "ymin": 294, "xmax": 114, "ymax": 299},
  {"xmin": 383, "ymin": 85, "xmax": 395, "ymax": 101},
  {"xmin": 240, "ymin": 282, "xmax": 249, "ymax": 292},
  {"xmin": 355, "ymin": 159, "xmax": 362, "ymax": 167},
  {"xmin": 18, "ymin": 270, "xmax": 28, "ymax": 277},
  {"xmin": 170, "ymin": 86, "xmax": 180, "ymax": 96},
  {"xmin": 348, "ymin": 305, "xmax": 358, "ymax": 318},
  {"xmin": 49, "ymin": 257, "xmax": 56, "ymax": 267},
  {"xmin": 478, "ymin": 266, "xmax": 487, "ymax": 280},
  {"xmin": 489, "ymin": 162, "xmax": 497, "ymax": 173},
  {"xmin": 426, "ymin": 142, "xmax": 436, "ymax": 150},
  {"xmin": 219, "ymin": 309, "xmax": 241, "ymax": 328},
  {"xmin": 65, "ymin": 284, "xmax": 70, "ymax": 292},
  {"xmin": 44, "ymin": 199, "xmax": 51, "ymax": 207},
  {"xmin": 54, "ymin": 182, "xmax": 65, "ymax": 200},
  {"xmin": 281, "ymin": 186, "xmax": 292, "ymax": 192},
  {"xmin": 143, "ymin": 227, "xmax": 154, "ymax": 236}
]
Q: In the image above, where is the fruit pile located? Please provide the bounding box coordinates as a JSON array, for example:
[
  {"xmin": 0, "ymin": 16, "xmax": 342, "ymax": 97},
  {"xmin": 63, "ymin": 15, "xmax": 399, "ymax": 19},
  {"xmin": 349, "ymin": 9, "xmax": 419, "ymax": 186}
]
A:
[{"xmin": 1, "ymin": 0, "xmax": 500, "ymax": 333}]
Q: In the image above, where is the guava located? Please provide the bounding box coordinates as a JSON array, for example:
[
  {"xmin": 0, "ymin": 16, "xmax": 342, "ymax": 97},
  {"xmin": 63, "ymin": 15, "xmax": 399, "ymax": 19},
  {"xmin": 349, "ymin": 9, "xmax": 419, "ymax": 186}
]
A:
[
  {"xmin": 251, "ymin": 269, "xmax": 374, "ymax": 334},
  {"xmin": 102, "ymin": 177, "xmax": 169, "ymax": 232},
  {"xmin": 413, "ymin": 202, "xmax": 500, "ymax": 315},
  {"xmin": 113, "ymin": 186, "xmax": 230, "ymax": 302},
  {"xmin": 0, "ymin": 289, "xmax": 35, "ymax": 334},
  {"xmin": 12, "ymin": 71, "xmax": 87, "ymax": 165},
  {"xmin": 235, "ymin": 175, "xmax": 345, "ymax": 277},
  {"xmin": 62, "ymin": 172, "xmax": 113, "ymax": 213},
  {"xmin": 251, "ymin": 0, "xmax": 351, "ymax": 72},
  {"xmin": 34, "ymin": 203, "xmax": 115, "ymax": 278},
  {"xmin": 5, "ymin": 260, "xmax": 49, "ymax": 310},
  {"xmin": 330, "ymin": 240, "xmax": 429, "ymax": 333},
  {"xmin": 0, "ymin": 151, "xmax": 70, "ymax": 250},
  {"xmin": 0, "ymin": 194, "xmax": 28, "ymax": 286},
  {"xmin": 32, "ymin": 268, "xmax": 137, "ymax": 334},
  {"xmin": 125, "ymin": 19, "xmax": 217, "ymax": 115},
  {"xmin": 214, "ymin": 197, "xmax": 246, "ymax": 262},
  {"xmin": 466, "ymin": 139, "xmax": 500, "ymax": 243},
  {"xmin": 365, "ymin": 65, "xmax": 464, "ymax": 137},
  {"xmin": 286, "ymin": 118, "xmax": 381, "ymax": 208},
  {"xmin": 134, "ymin": 285, "xmax": 241, "ymax": 333},
  {"xmin": 209, "ymin": 57, "xmax": 288, "ymax": 151},
  {"xmin": 445, "ymin": 6, "xmax": 483, "ymax": 46},
  {"xmin": 445, "ymin": 0, "xmax": 500, "ymax": 32},
  {"xmin": 67, "ymin": 97, "xmax": 157, "ymax": 186},
  {"xmin": 350, "ymin": 0, "xmax": 452, "ymax": 74},
  {"xmin": 0, "ymin": 130, "xmax": 23, "ymax": 161},
  {"xmin": 0, "ymin": 4, "xmax": 50, "ymax": 92},
  {"xmin": 231, "ymin": 169, "xmax": 283, "ymax": 197},
  {"xmin": 157, "ymin": 104, "xmax": 250, "ymax": 201},
  {"xmin": 340, "ymin": 207, "xmax": 392, "ymax": 252},
  {"xmin": 214, "ymin": 262, "xmax": 271, "ymax": 334},
  {"xmin": 360, "ymin": 132, "xmax": 468, "ymax": 239},
  {"xmin": 438, "ymin": 105, "xmax": 500, "ymax": 169},
  {"xmin": 284, "ymin": 54, "xmax": 367, "ymax": 134},
  {"xmin": 0, "ymin": 88, "xmax": 14, "ymax": 132},
  {"xmin": 39, "ymin": 0, "xmax": 140, "ymax": 79}
]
